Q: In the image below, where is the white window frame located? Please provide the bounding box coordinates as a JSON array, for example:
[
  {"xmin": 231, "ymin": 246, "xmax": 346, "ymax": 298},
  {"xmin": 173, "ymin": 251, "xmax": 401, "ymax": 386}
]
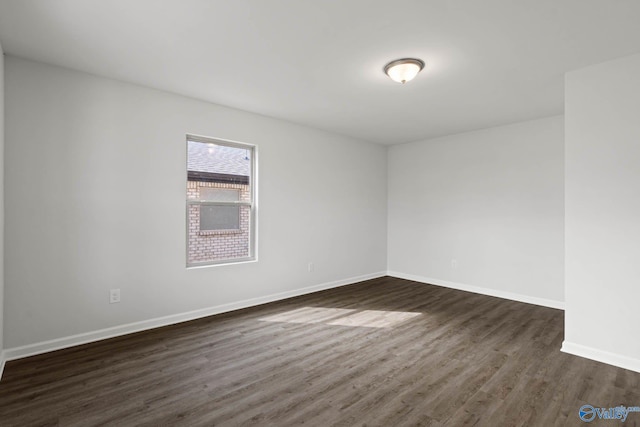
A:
[{"xmin": 186, "ymin": 134, "xmax": 258, "ymax": 268}]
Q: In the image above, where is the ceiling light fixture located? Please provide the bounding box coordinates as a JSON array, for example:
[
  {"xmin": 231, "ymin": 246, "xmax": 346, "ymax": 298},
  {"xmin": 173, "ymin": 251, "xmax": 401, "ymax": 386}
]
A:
[{"xmin": 384, "ymin": 58, "xmax": 425, "ymax": 84}]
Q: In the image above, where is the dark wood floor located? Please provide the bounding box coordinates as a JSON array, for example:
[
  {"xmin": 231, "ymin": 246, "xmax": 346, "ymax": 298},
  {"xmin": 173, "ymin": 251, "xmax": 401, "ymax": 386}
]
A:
[{"xmin": 1, "ymin": 277, "xmax": 639, "ymax": 426}]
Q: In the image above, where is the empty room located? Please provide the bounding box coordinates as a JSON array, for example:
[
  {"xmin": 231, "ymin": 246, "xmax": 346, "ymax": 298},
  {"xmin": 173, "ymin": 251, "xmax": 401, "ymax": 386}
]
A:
[{"xmin": 1, "ymin": 1, "xmax": 640, "ymax": 426}]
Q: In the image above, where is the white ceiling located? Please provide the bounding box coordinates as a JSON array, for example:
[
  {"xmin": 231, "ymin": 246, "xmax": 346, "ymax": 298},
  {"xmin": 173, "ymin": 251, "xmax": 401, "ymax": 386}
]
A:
[{"xmin": 1, "ymin": 1, "xmax": 640, "ymax": 145}]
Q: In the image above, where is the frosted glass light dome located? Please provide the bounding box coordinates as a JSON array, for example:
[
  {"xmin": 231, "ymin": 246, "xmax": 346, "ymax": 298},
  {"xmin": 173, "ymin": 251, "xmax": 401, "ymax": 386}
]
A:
[{"xmin": 384, "ymin": 58, "xmax": 425, "ymax": 84}]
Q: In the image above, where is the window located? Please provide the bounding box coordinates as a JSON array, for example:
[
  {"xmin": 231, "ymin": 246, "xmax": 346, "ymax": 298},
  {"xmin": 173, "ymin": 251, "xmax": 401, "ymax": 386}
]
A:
[{"xmin": 187, "ymin": 135, "xmax": 256, "ymax": 266}]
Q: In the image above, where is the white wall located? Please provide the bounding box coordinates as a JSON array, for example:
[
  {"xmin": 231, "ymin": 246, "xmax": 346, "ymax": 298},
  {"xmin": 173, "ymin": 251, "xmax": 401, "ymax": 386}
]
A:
[
  {"xmin": 4, "ymin": 56, "xmax": 387, "ymax": 350},
  {"xmin": 388, "ymin": 116, "xmax": 565, "ymax": 307},
  {"xmin": 0, "ymin": 42, "xmax": 5, "ymax": 368},
  {"xmin": 564, "ymin": 53, "xmax": 640, "ymax": 372}
]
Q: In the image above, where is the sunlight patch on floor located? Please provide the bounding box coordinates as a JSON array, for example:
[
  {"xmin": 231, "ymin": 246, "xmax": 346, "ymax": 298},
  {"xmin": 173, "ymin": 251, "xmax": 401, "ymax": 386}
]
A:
[
  {"xmin": 259, "ymin": 307, "xmax": 421, "ymax": 328},
  {"xmin": 327, "ymin": 310, "xmax": 422, "ymax": 328}
]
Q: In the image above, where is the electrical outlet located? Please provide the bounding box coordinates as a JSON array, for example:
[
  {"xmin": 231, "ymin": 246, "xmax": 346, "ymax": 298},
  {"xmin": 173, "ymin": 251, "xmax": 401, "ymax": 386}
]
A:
[
  {"xmin": 308, "ymin": 262, "xmax": 314, "ymax": 272},
  {"xmin": 110, "ymin": 288, "xmax": 121, "ymax": 304},
  {"xmin": 451, "ymin": 259, "xmax": 458, "ymax": 270}
]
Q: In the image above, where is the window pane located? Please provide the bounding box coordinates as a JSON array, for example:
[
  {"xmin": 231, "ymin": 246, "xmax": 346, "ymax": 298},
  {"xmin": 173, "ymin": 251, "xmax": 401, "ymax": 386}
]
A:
[
  {"xmin": 187, "ymin": 140, "xmax": 251, "ymax": 188},
  {"xmin": 200, "ymin": 187, "xmax": 239, "ymax": 202},
  {"xmin": 200, "ymin": 205, "xmax": 240, "ymax": 230}
]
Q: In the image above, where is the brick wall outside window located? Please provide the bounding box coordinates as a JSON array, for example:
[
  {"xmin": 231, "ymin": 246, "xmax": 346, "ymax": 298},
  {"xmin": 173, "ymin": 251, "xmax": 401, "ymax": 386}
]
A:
[{"xmin": 187, "ymin": 180, "xmax": 250, "ymax": 263}]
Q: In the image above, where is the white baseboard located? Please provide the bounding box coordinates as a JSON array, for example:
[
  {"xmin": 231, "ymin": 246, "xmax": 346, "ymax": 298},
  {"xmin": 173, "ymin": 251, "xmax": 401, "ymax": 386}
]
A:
[
  {"xmin": 562, "ymin": 341, "xmax": 640, "ymax": 374},
  {"xmin": 3, "ymin": 271, "xmax": 386, "ymax": 364},
  {"xmin": 387, "ymin": 271, "xmax": 565, "ymax": 310},
  {"xmin": 0, "ymin": 350, "xmax": 6, "ymax": 380}
]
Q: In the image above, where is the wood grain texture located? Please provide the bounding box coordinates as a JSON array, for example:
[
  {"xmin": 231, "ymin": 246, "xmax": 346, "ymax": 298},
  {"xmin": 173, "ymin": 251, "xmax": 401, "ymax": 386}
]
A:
[{"xmin": 1, "ymin": 276, "xmax": 639, "ymax": 426}]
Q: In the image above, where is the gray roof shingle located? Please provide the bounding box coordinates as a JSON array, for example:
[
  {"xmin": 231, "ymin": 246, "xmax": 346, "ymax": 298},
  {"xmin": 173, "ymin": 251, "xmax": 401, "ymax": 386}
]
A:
[{"xmin": 187, "ymin": 140, "xmax": 251, "ymax": 177}]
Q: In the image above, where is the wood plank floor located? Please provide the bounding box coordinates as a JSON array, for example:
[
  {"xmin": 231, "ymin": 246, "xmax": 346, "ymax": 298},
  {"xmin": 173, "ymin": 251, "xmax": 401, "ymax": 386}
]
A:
[{"xmin": 1, "ymin": 276, "xmax": 639, "ymax": 426}]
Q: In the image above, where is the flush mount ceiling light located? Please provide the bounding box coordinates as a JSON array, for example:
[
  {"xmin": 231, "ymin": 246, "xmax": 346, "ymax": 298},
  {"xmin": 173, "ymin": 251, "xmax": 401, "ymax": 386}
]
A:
[{"xmin": 384, "ymin": 58, "xmax": 425, "ymax": 84}]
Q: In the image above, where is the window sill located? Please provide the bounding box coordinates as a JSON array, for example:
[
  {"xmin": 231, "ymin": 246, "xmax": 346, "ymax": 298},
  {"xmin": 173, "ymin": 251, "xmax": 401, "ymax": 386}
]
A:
[
  {"xmin": 198, "ymin": 229, "xmax": 242, "ymax": 236},
  {"xmin": 187, "ymin": 257, "xmax": 257, "ymax": 269}
]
